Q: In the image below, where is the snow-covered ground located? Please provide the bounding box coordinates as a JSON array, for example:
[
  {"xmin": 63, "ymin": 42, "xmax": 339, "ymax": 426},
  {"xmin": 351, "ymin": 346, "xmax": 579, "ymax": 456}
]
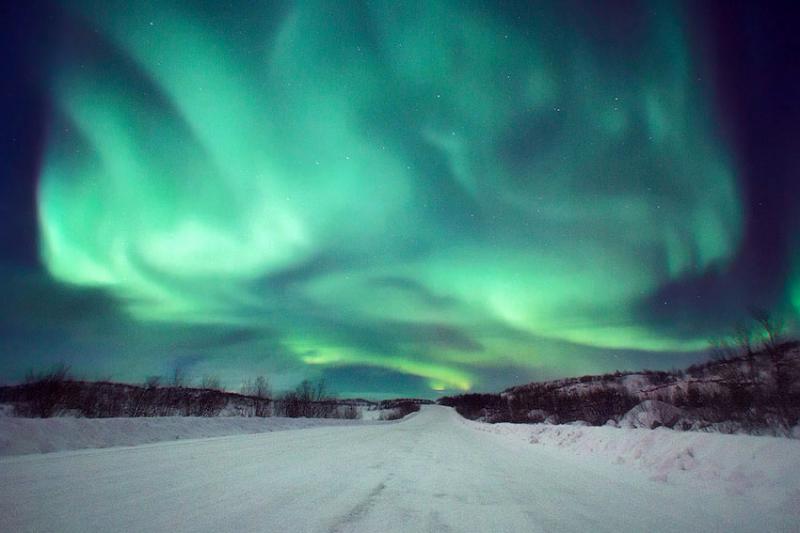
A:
[
  {"xmin": 470, "ymin": 419, "xmax": 800, "ymax": 498},
  {"xmin": 0, "ymin": 414, "xmax": 381, "ymax": 456},
  {"xmin": 358, "ymin": 407, "xmax": 388, "ymax": 421},
  {"xmin": 1, "ymin": 406, "xmax": 797, "ymax": 532}
]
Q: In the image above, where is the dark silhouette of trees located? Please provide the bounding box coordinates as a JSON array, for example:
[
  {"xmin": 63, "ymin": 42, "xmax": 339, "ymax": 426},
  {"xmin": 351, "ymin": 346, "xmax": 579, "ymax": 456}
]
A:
[
  {"xmin": 15, "ymin": 363, "xmax": 74, "ymax": 417},
  {"xmin": 276, "ymin": 379, "xmax": 335, "ymax": 418},
  {"xmin": 240, "ymin": 376, "xmax": 271, "ymax": 416}
]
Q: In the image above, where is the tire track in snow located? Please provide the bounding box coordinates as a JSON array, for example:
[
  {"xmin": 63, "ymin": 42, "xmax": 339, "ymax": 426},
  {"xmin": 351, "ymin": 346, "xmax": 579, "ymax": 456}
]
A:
[{"xmin": 328, "ymin": 478, "xmax": 390, "ymax": 533}]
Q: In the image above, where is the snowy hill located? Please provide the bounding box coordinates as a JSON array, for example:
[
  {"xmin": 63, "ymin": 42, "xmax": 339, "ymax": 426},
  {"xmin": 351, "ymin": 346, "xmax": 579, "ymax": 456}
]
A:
[{"xmin": 441, "ymin": 342, "xmax": 800, "ymax": 436}]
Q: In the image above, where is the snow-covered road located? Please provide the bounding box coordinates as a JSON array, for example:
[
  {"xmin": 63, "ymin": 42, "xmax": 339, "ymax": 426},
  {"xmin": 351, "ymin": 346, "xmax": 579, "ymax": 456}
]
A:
[{"xmin": 0, "ymin": 406, "xmax": 794, "ymax": 532}]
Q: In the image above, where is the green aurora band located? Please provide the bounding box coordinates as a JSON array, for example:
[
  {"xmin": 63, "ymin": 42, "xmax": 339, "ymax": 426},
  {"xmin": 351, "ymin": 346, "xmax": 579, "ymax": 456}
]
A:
[{"xmin": 37, "ymin": 1, "xmax": 746, "ymax": 394}]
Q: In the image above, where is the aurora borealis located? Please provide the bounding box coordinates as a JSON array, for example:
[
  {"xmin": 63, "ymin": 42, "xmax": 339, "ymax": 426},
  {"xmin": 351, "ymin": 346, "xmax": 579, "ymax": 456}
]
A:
[{"xmin": 2, "ymin": 1, "xmax": 799, "ymax": 397}]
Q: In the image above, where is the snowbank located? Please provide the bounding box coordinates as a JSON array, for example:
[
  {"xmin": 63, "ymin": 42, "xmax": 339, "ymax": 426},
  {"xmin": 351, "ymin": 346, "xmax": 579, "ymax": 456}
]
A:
[
  {"xmin": 359, "ymin": 408, "xmax": 396, "ymax": 421},
  {"xmin": 620, "ymin": 399, "xmax": 684, "ymax": 429},
  {"xmin": 0, "ymin": 415, "xmax": 381, "ymax": 457},
  {"xmin": 469, "ymin": 419, "xmax": 800, "ymax": 505}
]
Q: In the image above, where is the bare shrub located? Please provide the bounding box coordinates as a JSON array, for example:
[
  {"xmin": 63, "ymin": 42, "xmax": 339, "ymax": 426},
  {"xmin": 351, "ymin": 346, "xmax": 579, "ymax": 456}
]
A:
[
  {"xmin": 708, "ymin": 337, "xmax": 737, "ymax": 362},
  {"xmin": 339, "ymin": 404, "xmax": 361, "ymax": 419},
  {"xmin": 580, "ymin": 388, "xmax": 639, "ymax": 425},
  {"xmin": 750, "ymin": 309, "xmax": 793, "ymax": 427},
  {"xmin": 15, "ymin": 363, "xmax": 75, "ymax": 418},
  {"xmin": 439, "ymin": 393, "xmax": 505, "ymax": 421},
  {"xmin": 76, "ymin": 380, "xmax": 127, "ymax": 418},
  {"xmin": 130, "ymin": 376, "xmax": 164, "ymax": 416},
  {"xmin": 644, "ymin": 370, "xmax": 671, "ymax": 386},
  {"xmin": 379, "ymin": 401, "xmax": 420, "ymax": 420},
  {"xmin": 201, "ymin": 376, "xmax": 223, "ymax": 391},
  {"xmin": 751, "ymin": 308, "xmax": 784, "ymax": 354}
]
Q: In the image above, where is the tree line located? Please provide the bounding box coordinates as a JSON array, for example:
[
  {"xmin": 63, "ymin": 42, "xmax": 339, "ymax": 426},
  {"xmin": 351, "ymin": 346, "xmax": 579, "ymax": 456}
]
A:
[{"xmin": 0, "ymin": 369, "xmax": 361, "ymax": 420}]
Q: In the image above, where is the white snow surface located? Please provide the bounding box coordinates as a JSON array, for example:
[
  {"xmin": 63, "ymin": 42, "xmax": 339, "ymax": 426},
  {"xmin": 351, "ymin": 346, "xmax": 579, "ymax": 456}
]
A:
[
  {"xmin": 1, "ymin": 406, "xmax": 798, "ymax": 532},
  {"xmin": 474, "ymin": 419, "xmax": 800, "ymax": 499},
  {"xmin": 357, "ymin": 407, "xmax": 394, "ymax": 421},
  {"xmin": 0, "ymin": 415, "xmax": 378, "ymax": 457},
  {"xmin": 619, "ymin": 399, "xmax": 684, "ymax": 429}
]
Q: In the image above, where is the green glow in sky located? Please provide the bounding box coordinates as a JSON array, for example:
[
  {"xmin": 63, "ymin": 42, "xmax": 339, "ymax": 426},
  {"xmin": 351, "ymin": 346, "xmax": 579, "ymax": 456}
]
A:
[{"xmin": 36, "ymin": 0, "xmax": 742, "ymax": 394}]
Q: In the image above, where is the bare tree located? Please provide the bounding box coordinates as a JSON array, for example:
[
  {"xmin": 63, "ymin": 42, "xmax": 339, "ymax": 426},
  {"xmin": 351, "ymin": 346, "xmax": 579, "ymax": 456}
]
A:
[
  {"xmin": 751, "ymin": 309, "xmax": 791, "ymax": 427},
  {"xmin": 731, "ymin": 321, "xmax": 759, "ymax": 388},
  {"xmin": 130, "ymin": 376, "xmax": 163, "ymax": 417},
  {"xmin": 171, "ymin": 366, "xmax": 188, "ymax": 388},
  {"xmin": 241, "ymin": 376, "xmax": 270, "ymax": 397},
  {"xmin": 751, "ymin": 308, "xmax": 785, "ymax": 355},
  {"xmin": 278, "ymin": 379, "xmax": 334, "ymax": 418},
  {"xmin": 707, "ymin": 336, "xmax": 737, "ymax": 362},
  {"xmin": 254, "ymin": 376, "xmax": 270, "ymax": 398},
  {"xmin": 732, "ymin": 322, "xmax": 754, "ymax": 356},
  {"xmin": 201, "ymin": 375, "xmax": 223, "ymax": 391},
  {"xmin": 241, "ymin": 375, "xmax": 271, "ymax": 416}
]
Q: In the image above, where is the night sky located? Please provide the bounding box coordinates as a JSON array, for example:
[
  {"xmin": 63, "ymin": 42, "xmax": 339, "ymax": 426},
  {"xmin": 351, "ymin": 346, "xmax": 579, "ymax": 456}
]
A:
[{"xmin": 2, "ymin": 1, "xmax": 799, "ymax": 398}]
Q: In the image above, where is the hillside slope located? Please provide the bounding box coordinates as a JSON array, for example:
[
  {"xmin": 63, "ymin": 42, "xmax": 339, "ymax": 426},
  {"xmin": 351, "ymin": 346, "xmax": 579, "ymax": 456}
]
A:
[{"xmin": 441, "ymin": 342, "xmax": 800, "ymax": 435}]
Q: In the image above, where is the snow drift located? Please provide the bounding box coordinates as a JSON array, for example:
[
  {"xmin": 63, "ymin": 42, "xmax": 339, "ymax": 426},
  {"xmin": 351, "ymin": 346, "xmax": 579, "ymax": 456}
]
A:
[
  {"xmin": 0, "ymin": 415, "xmax": 383, "ymax": 457},
  {"xmin": 468, "ymin": 417, "xmax": 800, "ymax": 505}
]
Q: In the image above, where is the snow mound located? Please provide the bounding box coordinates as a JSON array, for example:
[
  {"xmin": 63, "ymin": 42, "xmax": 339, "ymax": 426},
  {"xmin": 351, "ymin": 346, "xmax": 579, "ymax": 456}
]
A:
[
  {"xmin": 472, "ymin": 418, "xmax": 800, "ymax": 503},
  {"xmin": 0, "ymin": 416, "xmax": 381, "ymax": 457},
  {"xmin": 621, "ymin": 400, "xmax": 684, "ymax": 429}
]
